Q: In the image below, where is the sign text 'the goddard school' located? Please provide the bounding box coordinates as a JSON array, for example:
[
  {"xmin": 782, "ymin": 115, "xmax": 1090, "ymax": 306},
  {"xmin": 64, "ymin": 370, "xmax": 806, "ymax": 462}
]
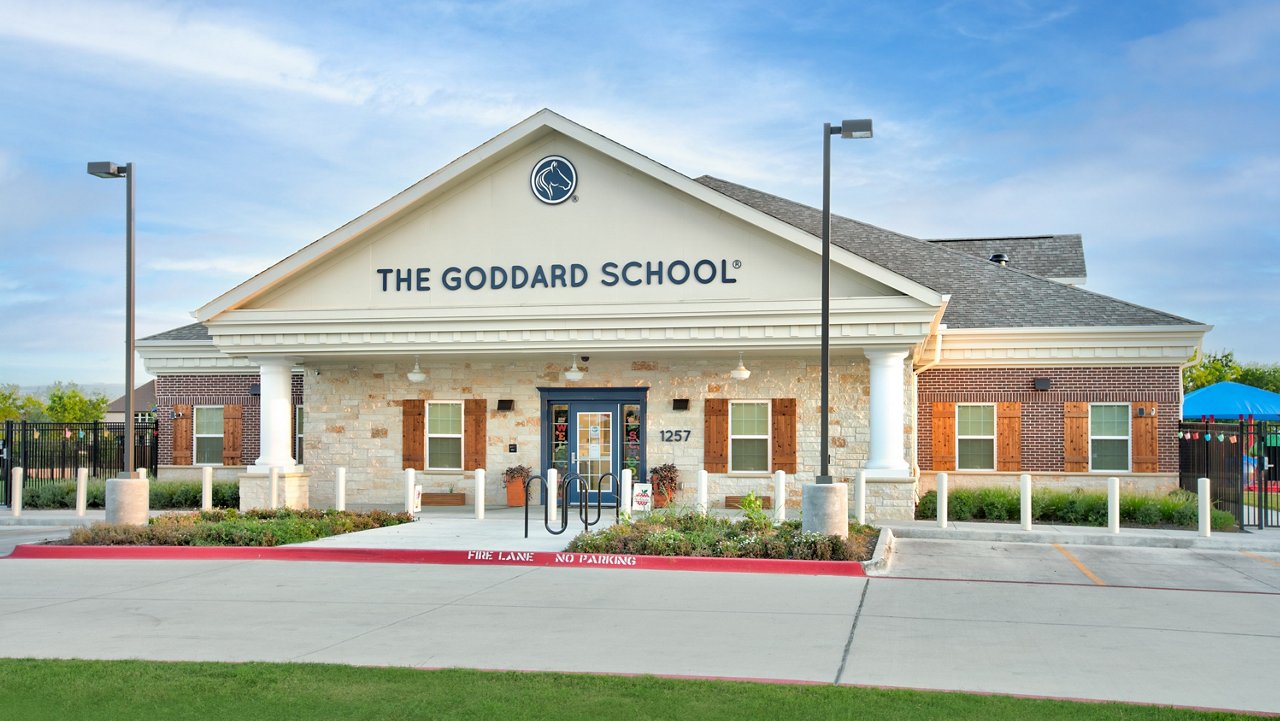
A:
[{"xmin": 376, "ymin": 258, "xmax": 741, "ymax": 292}]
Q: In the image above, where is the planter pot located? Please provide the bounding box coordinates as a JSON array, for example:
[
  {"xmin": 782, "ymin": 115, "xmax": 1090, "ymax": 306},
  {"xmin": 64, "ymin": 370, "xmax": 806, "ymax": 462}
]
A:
[
  {"xmin": 653, "ymin": 492, "xmax": 672, "ymax": 508},
  {"xmin": 421, "ymin": 492, "xmax": 466, "ymax": 506},
  {"xmin": 504, "ymin": 479, "xmax": 527, "ymax": 507}
]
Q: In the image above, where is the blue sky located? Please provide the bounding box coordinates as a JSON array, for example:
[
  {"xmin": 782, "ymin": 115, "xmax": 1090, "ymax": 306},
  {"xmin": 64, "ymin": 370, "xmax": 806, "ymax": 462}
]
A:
[{"xmin": 1, "ymin": 0, "xmax": 1277, "ymax": 388}]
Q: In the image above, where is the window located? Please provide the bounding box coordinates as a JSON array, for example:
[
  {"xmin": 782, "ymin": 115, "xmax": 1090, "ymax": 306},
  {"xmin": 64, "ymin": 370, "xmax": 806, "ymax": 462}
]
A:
[
  {"xmin": 426, "ymin": 401, "xmax": 463, "ymax": 470},
  {"xmin": 1090, "ymin": 404, "xmax": 1130, "ymax": 471},
  {"xmin": 956, "ymin": 404, "xmax": 996, "ymax": 470},
  {"xmin": 294, "ymin": 406, "xmax": 304, "ymax": 464},
  {"xmin": 193, "ymin": 406, "xmax": 224, "ymax": 465},
  {"xmin": 729, "ymin": 401, "xmax": 770, "ymax": 473}
]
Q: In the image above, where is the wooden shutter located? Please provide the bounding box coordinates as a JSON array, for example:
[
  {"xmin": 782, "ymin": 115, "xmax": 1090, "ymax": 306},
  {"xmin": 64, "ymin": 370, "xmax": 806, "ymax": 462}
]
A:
[
  {"xmin": 771, "ymin": 398, "xmax": 797, "ymax": 474},
  {"xmin": 996, "ymin": 402, "xmax": 1021, "ymax": 472},
  {"xmin": 402, "ymin": 400, "xmax": 425, "ymax": 470},
  {"xmin": 221, "ymin": 404, "xmax": 242, "ymax": 466},
  {"xmin": 704, "ymin": 398, "xmax": 728, "ymax": 473},
  {"xmin": 172, "ymin": 404, "xmax": 193, "ymax": 466},
  {"xmin": 1132, "ymin": 403, "xmax": 1159, "ymax": 473},
  {"xmin": 1063, "ymin": 402, "xmax": 1090, "ymax": 472},
  {"xmin": 931, "ymin": 402, "xmax": 955, "ymax": 471},
  {"xmin": 464, "ymin": 399, "xmax": 487, "ymax": 471}
]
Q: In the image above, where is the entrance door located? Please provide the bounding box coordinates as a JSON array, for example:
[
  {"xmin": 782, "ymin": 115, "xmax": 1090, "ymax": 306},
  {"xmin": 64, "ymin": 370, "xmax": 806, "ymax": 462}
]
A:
[{"xmin": 542, "ymin": 389, "xmax": 647, "ymax": 508}]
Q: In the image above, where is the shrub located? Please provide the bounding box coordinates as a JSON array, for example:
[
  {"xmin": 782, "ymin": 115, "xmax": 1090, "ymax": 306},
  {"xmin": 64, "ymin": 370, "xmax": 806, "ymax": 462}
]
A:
[
  {"xmin": 63, "ymin": 508, "xmax": 413, "ymax": 546},
  {"xmin": 24, "ymin": 480, "xmax": 239, "ymax": 510},
  {"xmin": 916, "ymin": 487, "xmax": 1234, "ymax": 530}
]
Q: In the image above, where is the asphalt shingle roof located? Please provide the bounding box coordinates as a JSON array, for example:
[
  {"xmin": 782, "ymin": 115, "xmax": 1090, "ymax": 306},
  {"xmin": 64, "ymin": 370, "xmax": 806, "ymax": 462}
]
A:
[
  {"xmin": 140, "ymin": 322, "xmax": 210, "ymax": 342},
  {"xmin": 926, "ymin": 235, "xmax": 1086, "ymax": 282},
  {"xmin": 694, "ymin": 176, "xmax": 1200, "ymax": 330}
]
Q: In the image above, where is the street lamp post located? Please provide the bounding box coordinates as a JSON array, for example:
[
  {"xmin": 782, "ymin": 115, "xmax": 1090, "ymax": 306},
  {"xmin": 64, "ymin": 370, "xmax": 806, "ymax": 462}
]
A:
[
  {"xmin": 87, "ymin": 161, "xmax": 136, "ymax": 478},
  {"xmin": 817, "ymin": 119, "xmax": 872, "ymax": 484}
]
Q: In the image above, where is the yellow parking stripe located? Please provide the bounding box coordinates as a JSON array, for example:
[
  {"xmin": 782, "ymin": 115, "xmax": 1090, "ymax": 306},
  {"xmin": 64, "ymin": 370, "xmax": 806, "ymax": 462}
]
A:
[
  {"xmin": 1240, "ymin": 551, "xmax": 1280, "ymax": 568},
  {"xmin": 1053, "ymin": 544, "xmax": 1107, "ymax": 586}
]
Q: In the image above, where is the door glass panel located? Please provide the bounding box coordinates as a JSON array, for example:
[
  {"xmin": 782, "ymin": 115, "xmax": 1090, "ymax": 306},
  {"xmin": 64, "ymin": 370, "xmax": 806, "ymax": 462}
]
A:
[
  {"xmin": 550, "ymin": 404, "xmax": 569, "ymax": 478},
  {"xmin": 622, "ymin": 404, "xmax": 642, "ymax": 479},
  {"xmin": 576, "ymin": 411, "xmax": 612, "ymax": 491}
]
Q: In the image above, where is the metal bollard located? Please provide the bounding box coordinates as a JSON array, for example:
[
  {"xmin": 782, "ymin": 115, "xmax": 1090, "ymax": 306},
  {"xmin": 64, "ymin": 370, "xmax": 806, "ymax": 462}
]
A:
[
  {"xmin": 696, "ymin": 470, "xmax": 708, "ymax": 516},
  {"xmin": 937, "ymin": 472, "xmax": 948, "ymax": 529},
  {"xmin": 1198, "ymin": 477, "xmax": 1211, "ymax": 538},
  {"xmin": 620, "ymin": 468, "xmax": 632, "ymax": 515},
  {"xmin": 404, "ymin": 468, "xmax": 416, "ymax": 514},
  {"xmin": 475, "ymin": 468, "xmax": 486, "ymax": 520},
  {"xmin": 1107, "ymin": 477, "xmax": 1120, "ymax": 534},
  {"xmin": 854, "ymin": 469, "xmax": 867, "ymax": 526},
  {"xmin": 76, "ymin": 468, "xmax": 89, "ymax": 517},
  {"xmin": 201, "ymin": 466, "xmax": 213, "ymax": 511},
  {"xmin": 11, "ymin": 467, "xmax": 22, "ymax": 517},
  {"xmin": 773, "ymin": 470, "xmax": 786, "ymax": 524},
  {"xmin": 335, "ymin": 467, "xmax": 346, "ymax": 511},
  {"xmin": 1020, "ymin": 473, "xmax": 1033, "ymax": 531}
]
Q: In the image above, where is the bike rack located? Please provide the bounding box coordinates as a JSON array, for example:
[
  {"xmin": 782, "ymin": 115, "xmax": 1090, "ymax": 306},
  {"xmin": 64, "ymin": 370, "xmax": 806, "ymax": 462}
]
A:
[{"xmin": 523, "ymin": 472, "xmax": 620, "ymax": 538}]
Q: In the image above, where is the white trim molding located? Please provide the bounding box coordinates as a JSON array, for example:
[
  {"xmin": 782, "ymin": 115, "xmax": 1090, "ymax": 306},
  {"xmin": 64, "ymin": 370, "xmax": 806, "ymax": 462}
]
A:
[{"xmin": 934, "ymin": 325, "xmax": 1211, "ymax": 367}]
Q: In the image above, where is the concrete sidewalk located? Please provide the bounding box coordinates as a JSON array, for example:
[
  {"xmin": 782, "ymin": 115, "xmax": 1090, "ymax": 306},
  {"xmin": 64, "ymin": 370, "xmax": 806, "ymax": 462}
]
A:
[{"xmin": 880, "ymin": 518, "xmax": 1280, "ymax": 553}]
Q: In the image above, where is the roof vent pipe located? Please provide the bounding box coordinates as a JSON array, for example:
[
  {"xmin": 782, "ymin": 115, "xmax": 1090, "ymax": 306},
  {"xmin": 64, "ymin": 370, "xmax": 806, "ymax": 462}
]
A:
[{"xmin": 989, "ymin": 253, "xmax": 1009, "ymax": 266}]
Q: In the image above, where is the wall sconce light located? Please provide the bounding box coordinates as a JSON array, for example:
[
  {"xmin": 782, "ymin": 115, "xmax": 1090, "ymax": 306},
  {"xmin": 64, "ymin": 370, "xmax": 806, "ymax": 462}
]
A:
[
  {"xmin": 407, "ymin": 355, "xmax": 427, "ymax": 383},
  {"xmin": 730, "ymin": 352, "xmax": 751, "ymax": 381},
  {"xmin": 564, "ymin": 355, "xmax": 585, "ymax": 382},
  {"xmin": 1033, "ymin": 377, "xmax": 1052, "ymax": 391},
  {"xmin": 248, "ymin": 383, "xmax": 261, "ymax": 396}
]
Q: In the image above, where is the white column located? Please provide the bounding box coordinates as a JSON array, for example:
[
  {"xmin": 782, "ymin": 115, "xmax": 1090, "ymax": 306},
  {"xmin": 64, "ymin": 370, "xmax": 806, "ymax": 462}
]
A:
[
  {"xmin": 253, "ymin": 357, "xmax": 297, "ymax": 472},
  {"xmin": 76, "ymin": 468, "xmax": 89, "ymax": 517},
  {"xmin": 474, "ymin": 468, "xmax": 486, "ymax": 520},
  {"xmin": 864, "ymin": 348, "xmax": 910, "ymax": 474}
]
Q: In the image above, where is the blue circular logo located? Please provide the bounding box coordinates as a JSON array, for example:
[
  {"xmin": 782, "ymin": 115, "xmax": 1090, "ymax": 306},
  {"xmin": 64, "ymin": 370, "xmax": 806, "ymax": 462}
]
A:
[{"xmin": 530, "ymin": 155, "xmax": 576, "ymax": 205}]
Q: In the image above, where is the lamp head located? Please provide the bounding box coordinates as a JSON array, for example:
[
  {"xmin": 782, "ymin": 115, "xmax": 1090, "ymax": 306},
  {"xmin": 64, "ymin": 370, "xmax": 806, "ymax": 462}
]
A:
[
  {"xmin": 87, "ymin": 161, "xmax": 127, "ymax": 178},
  {"xmin": 839, "ymin": 119, "xmax": 873, "ymax": 139}
]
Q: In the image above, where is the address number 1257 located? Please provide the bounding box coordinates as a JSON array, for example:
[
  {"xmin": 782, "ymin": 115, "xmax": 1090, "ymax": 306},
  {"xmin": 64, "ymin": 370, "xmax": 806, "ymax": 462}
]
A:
[{"xmin": 659, "ymin": 430, "xmax": 691, "ymax": 442}]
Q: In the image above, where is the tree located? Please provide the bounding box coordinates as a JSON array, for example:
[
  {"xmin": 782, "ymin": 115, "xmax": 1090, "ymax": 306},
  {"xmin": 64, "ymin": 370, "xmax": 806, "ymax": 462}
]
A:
[
  {"xmin": 1236, "ymin": 364, "xmax": 1280, "ymax": 395},
  {"xmin": 1183, "ymin": 350, "xmax": 1240, "ymax": 393},
  {"xmin": 0, "ymin": 384, "xmax": 48, "ymax": 421},
  {"xmin": 44, "ymin": 382, "xmax": 109, "ymax": 422}
]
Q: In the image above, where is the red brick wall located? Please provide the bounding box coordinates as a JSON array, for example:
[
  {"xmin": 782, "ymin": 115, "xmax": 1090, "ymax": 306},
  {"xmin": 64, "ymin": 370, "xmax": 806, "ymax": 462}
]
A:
[
  {"xmin": 917, "ymin": 366, "xmax": 1181, "ymax": 473},
  {"xmin": 156, "ymin": 374, "xmax": 304, "ymax": 465}
]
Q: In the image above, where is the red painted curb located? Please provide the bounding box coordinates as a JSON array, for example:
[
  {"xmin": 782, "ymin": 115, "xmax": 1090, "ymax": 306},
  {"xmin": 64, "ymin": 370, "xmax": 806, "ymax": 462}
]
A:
[{"xmin": 5, "ymin": 544, "xmax": 865, "ymax": 577}]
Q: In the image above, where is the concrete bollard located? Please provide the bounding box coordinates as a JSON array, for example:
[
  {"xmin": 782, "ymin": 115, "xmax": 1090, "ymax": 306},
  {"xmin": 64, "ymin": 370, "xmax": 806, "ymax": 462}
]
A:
[
  {"xmin": 546, "ymin": 468, "xmax": 558, "ymax": 521},
  {"xmin": 11, "ymin": 467, "xmax": 22, "ymax": 517},
  {"xmin": 1020, "ymin": 473, "xmax": 1033, "ymax": 531},
  {"xmin": 76, "ymin": 468, "xmax": 88, "ymax": 517},
  {"xmin": 620, "ymin": 468, "xmax": 632, "ymax": 515},
  {"xmin": 270, "ymin": 467, "xmax": 280, "ymax": 510},
  {"xmin": 696, "ymin": 470, "xmax": 708, "ymax": 516},
  {"xmin": 800, "ymin": 482, "xmax": 849, "ymax": 538},
  {"xmin": 1107, "ymin": 477, "xmax": 1120, "ymax": 534},
  {"xmin": 937, "ymin": 472, "xmax": 948, "ymax": 529},
  {"xmin": 773, "ymin": 470, "xmax": 786, "ymax": 524},
  {"xmin": 105, "ymin": 476, "xmax": 148, "ymax": 526},
  {"xmin": 335, "ymin": 467, "xmax": 347, "ymax": 511},
  {"xmin": 1198, "ymin": 477, "xmax": 1211, "ymax": 538},
  {"xmin": 136, "ymin": 468, "xmax": 148, "ymax": 481},
  {"xmin": 474, "ymin": 468, "xmax": 486, "ymax": 520},
  {"xmin": 404, "ymin": 468, "xmax": 416, "ymax": 514},
  {"xmin": 201, "ymin": 466, "xmax": 213, "ymax": 511},
  {"xmin": 854, "ymin": 469, "xmax": 867, "ymax": 526}
]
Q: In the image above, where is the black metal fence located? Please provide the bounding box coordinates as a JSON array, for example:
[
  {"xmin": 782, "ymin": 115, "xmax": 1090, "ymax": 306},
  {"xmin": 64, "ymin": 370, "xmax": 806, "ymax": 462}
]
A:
[
  {"xmin": 0, "ymin": 420, "xmax": 159, "ymax": 505},
  {"xmin": 1179, "ymin": 420, "xmax": 1279, "ymax": 530}
]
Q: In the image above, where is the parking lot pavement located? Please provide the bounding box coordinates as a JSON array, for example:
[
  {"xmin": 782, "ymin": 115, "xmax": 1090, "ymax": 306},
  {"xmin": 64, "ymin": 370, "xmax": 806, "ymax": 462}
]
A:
[
  {"xmin": 0, "ymin": 528, "xmax": 71, "ymax": 557},
  {"xmin": 886, "ymin": 538, "xmax": 1280, "ymax": 593}
]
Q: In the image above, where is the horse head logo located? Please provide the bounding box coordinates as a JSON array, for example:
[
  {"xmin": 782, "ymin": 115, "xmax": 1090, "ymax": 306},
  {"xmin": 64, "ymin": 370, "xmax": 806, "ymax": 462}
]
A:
[{"xmin": 530, "ymin": 155, "xmax": 576, "ymax": 204}]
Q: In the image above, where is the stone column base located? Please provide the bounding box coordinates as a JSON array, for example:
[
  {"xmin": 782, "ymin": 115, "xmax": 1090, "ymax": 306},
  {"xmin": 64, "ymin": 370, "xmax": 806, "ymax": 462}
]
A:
[
  {"xmin": 864, "ymin": 472, "xmax": 917, "ymax": 522},
  {"xmin": 106, "ymin": 477, "xmax": 149, "ymax": 526},
  {"xmin": 239, "ymin": 471, "xmax": 311, "ymax": 511}
]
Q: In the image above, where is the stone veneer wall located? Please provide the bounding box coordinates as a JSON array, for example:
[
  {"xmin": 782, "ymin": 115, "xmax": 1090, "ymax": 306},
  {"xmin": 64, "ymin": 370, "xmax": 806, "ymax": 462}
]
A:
[
  {"xmin": 916, "ymin": 365, "xmax": 1181, "ymax": 476},
  {"xmin": 155, "ymin": 373, "xmax": 304, "ymax": 466},
  {"xmin": 302, "ymin": 355, "xmax": 916, "ymax": 512}
]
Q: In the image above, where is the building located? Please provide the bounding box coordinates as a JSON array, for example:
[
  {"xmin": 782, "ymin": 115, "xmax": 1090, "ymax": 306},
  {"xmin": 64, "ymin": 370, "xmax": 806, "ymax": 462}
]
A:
[
  {"xmin": 104, "ymin": 380, "xmax": 157, "ymax": 424},
  {"xmin": 137, "ymin": 110, "xmax": 1207, "ymax": 517}
]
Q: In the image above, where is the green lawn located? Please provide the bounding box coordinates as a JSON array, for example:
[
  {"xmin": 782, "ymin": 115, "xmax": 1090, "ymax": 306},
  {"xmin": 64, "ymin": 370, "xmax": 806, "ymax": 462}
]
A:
[
  {"xmin": 0, "ymin": 659, "xmax": 1253, "ymax": 720},
  {"xmin": 1243, "ymin": 491, "xmax": 1280, "ymax": 511}
]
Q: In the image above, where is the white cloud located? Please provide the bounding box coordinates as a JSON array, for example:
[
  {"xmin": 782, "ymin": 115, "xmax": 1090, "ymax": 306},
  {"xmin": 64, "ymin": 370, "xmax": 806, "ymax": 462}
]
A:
[
  {"xmin": 147, "ymin": 256, "xmax": 278, "ymax": 276},
  {"xmin": 0, "ymin": 0, "xmax": 371, "ymax": 103}
]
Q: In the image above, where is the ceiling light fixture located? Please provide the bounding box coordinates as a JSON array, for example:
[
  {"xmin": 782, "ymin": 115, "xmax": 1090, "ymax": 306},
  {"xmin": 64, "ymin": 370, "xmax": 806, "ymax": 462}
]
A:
[
  {"xmin": 730, "ymin": 352, "xmax": 751, "ymax": 381},
  {"xmin": 407, "ymin": 355, "xmax": 426, "ymax": 383},
  {"xmin": 564, "ymin": 355, "xmax": 585, "ymax": 382}
]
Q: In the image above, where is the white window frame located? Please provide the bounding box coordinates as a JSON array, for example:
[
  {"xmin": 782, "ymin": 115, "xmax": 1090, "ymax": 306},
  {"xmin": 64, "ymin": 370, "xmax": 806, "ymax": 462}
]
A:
[
  {"xmin": 955, "ymin": 403, "xmax": 997, "ymax": 471},
  {"xmin": 1089, "ymin": 403, "xmax": 1131, "ymax": 473},
  {"xmin": 193, "ymin": 405, "xmax": 224, "ymax": 466},
  {"xmin": 425, "ymin": 400, "xmax": 464, "ymax": 471},
  {"xmin": 294, "ymin": 406, "xmax": 304, "ymax": 464},
  {"xmin": 728, "ymin": 400, "xmax": 772, "ymax": 474}
]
